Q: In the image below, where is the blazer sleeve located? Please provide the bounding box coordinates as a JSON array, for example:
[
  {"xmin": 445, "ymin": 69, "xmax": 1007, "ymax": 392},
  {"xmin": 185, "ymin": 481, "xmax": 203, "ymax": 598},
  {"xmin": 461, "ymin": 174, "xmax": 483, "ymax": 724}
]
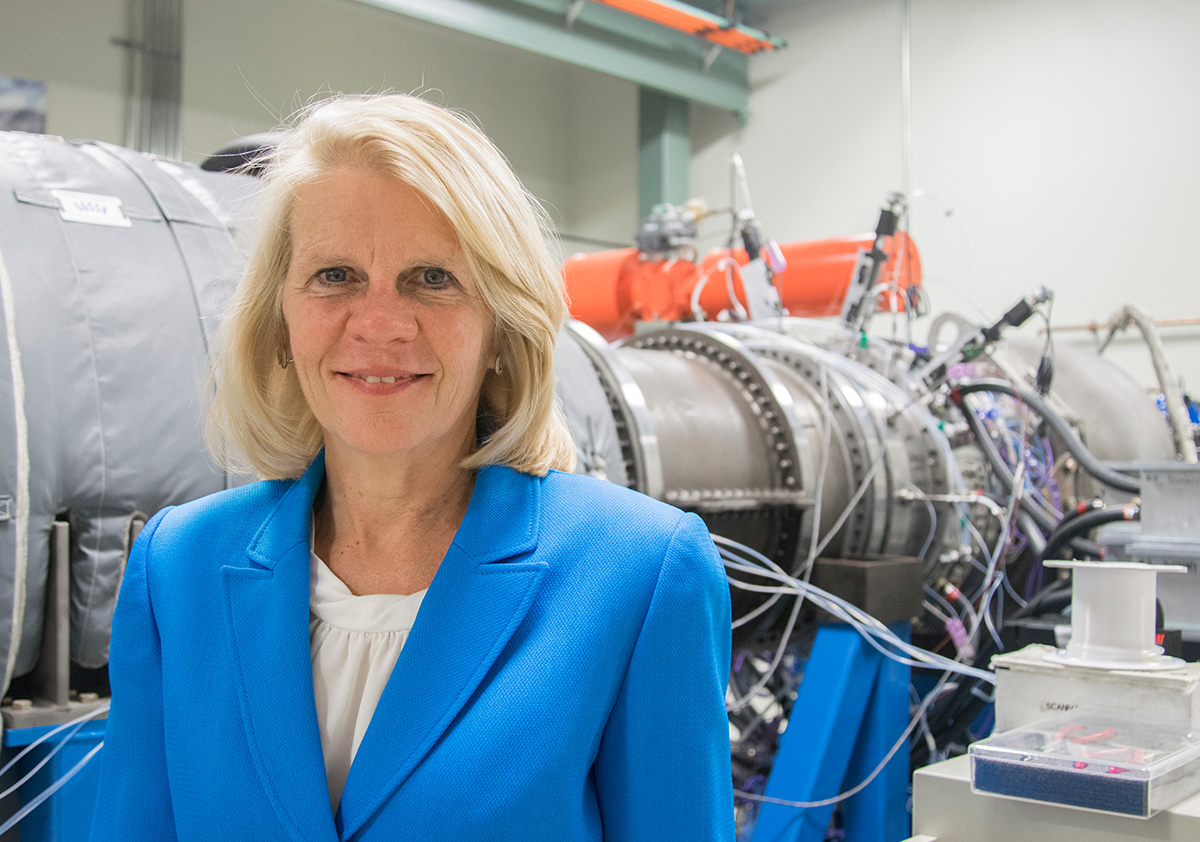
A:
[
  {"xmin": 593, "ymin": 512, "xmax": 735, "ymax": 841},
  {"xmin": 89, "ymin": 507, "xmax": 178, "ymax": 842}
]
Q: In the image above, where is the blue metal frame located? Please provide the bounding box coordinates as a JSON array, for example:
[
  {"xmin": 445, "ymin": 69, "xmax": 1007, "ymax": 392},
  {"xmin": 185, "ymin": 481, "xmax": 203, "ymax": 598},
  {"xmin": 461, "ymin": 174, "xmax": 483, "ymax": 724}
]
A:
[
  {"xmin": 753, "ymin": 622, "xmax": 912, "ymax": 842},
  {"xmin": 0, "ymin": 719, "xmax": 105, "ymax": 841}
]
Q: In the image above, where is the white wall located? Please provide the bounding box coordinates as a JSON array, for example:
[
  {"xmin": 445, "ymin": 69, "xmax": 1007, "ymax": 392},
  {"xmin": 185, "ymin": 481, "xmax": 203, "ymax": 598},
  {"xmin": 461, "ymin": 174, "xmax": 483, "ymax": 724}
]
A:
[
  {"xmin": 3, "ymin": 0, "xmax": 128, "ymax": 145},
  {"xmin": 561, "ymin": 69, "xmax": 639, "ymax": 252},
  {"xmin": 693, "ymin": 0, "xmax": 1200, "ymax": 393},
  {"xmin": 1, "ymin": 0, "xmax": 640, "ymax": 258}
]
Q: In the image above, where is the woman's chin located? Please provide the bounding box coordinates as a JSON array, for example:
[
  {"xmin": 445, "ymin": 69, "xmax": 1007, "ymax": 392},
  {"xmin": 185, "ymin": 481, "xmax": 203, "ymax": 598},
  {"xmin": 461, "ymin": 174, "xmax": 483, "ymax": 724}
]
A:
[{"xmin": 323, "ymin": 426, "xmax": 475, "ymax": 468}]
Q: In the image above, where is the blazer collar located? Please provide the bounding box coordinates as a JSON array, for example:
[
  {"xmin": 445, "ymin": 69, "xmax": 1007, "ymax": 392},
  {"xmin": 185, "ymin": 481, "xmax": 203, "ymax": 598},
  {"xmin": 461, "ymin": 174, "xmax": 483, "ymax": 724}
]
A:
[
  {"xmin": 221, "ymin": 453, "xmax": 334, "ymax": 842},
  {"xmin": 224, "ymin": 454, "xmax": 547, "ymax": 841},
  {"xmin": 245, "ymin": 451, "xmax": 328, "ymax": 571},
  {"xmin": 244, "ymin": 454, "xmax": 541, "ymax": 569},
  {"xmin": 450, "ymin": 460, "xmax": 540, "ymax": 563}
]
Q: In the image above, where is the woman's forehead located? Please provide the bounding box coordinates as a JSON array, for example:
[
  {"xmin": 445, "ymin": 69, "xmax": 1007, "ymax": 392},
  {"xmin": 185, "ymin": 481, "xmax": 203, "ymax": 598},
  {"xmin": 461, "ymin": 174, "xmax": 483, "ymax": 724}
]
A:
[{"xmin": 287, "ymin": 168, "xmax": 466, "ymax": 264}]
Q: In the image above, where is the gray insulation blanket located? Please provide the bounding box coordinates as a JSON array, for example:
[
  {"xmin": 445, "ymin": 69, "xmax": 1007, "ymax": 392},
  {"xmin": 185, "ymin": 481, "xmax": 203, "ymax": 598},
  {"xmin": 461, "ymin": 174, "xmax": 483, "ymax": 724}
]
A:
[{"xmin": 0, "ymin": 132, "xmax": 259, "ymax": 689}]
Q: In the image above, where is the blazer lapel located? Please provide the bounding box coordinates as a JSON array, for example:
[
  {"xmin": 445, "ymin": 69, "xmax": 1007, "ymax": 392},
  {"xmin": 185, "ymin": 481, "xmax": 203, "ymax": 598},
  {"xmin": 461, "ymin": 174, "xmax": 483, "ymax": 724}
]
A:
[
  {"xmin": 222, "ymin": 454, "xmax": 339, "ymax": 842},
  {"xmin": 336, "ymin": 466, "xmax": 547, "ymax": 840}
]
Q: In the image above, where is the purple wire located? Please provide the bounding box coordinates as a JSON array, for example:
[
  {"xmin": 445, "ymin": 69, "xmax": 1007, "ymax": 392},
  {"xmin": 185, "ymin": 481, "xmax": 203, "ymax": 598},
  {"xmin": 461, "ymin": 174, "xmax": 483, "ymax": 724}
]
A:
[
  {"xmin": 1042, "ymin": 436, "xmax": 1062, "ymax": 512},
  {"xmin": 1024, "ymin": 558, "xmax": 1045, "ymax": 600}
]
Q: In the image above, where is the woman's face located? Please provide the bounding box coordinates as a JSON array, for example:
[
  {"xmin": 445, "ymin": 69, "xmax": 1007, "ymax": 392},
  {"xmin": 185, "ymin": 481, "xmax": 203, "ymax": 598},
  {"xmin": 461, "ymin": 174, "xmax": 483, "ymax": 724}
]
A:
[{"xmin": 281, "ymin": 166, "xmax": 494, "ymax": 467}]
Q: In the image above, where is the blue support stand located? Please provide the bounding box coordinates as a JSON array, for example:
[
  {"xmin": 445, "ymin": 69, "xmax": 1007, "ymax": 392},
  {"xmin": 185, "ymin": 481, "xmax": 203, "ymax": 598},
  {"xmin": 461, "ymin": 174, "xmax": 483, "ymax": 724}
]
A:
[
  {"xmin": 0, "ymin": 521, "xmax": 104, "ymax": 840},
  {"xmin": 0, "ymin": 719, "xmax": 104, "ymax": 841},
  {"xmin": 753, "ymin": 621, "xmax": 911, "ymax": 842}
]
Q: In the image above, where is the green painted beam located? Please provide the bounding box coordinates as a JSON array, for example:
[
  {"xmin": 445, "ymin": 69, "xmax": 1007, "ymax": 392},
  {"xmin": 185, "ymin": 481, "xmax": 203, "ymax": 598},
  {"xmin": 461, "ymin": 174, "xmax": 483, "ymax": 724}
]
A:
[
  {"xmin": 638, "ymin": 87, "xmax": 690, "ymax": 221},
  {"xmin": 351, "ymin": 0, "xmax": 749, "ymax": 112}
]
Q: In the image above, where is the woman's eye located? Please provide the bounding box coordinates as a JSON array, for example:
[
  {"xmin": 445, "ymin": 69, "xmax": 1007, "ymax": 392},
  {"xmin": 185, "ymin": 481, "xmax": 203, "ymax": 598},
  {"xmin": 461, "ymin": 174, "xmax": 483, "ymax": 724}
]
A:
[
  {"xmin": 317, "ymin": 267, "xmax": 348, "ymax": 285},
  {"xmin": 420, "ymin": 267, "xmax": 453, "ymax": 288}
]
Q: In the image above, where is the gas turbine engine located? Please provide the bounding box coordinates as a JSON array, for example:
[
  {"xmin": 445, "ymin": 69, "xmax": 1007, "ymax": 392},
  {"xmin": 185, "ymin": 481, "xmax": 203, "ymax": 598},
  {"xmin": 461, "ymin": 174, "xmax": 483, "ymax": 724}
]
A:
[{"xmin": 552, "ymin": 178, "xmax": 1189, "ymax": 809}]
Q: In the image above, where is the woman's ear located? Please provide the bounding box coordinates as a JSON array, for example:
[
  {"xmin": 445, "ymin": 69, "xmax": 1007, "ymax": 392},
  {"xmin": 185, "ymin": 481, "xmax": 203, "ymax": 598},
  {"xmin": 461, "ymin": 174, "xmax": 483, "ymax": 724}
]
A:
[{"xmin": 276, "ymin": 327, "xmax": 293, "ymax": 370}]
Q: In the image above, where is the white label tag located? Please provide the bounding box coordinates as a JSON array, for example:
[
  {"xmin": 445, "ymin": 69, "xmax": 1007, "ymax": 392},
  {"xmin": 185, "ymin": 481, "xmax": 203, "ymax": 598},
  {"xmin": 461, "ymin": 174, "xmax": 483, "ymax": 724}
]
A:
[{"xmin": 50, "ymin": 189, "xmax": 133, "ymax": 228}]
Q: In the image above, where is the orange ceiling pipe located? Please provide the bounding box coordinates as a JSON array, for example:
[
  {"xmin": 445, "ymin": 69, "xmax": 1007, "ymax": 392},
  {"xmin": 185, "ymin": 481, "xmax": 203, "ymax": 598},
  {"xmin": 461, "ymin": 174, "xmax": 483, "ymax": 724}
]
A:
[
  {"xmin": 589, "ymin": 0, "xmax": 784, "ymax": 54},
  {"xmin": 561, "ymin": 232, "xmax": 922, "ymax": 342}
]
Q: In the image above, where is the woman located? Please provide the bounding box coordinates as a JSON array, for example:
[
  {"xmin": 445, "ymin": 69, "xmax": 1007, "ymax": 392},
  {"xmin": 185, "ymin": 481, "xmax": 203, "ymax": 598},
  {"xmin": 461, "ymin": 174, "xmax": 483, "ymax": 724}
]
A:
[{"xmin": 90, "ymin": 94, "xmax": 734, "ymax": 841}]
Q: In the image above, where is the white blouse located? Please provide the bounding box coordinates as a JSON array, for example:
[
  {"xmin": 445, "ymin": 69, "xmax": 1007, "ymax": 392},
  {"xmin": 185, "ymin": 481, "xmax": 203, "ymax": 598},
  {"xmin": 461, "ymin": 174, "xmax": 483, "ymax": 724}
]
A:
[{"xmin": 309, "ymin": 550, "xmax": 427, "ymax": 812}]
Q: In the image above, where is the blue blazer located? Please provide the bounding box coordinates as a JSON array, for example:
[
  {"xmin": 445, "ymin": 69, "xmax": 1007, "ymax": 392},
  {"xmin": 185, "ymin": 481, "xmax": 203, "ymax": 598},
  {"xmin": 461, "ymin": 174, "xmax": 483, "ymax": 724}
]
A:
[{"xmin": 90, "ymin": 455, "xmax": 734, "ymax": 841}]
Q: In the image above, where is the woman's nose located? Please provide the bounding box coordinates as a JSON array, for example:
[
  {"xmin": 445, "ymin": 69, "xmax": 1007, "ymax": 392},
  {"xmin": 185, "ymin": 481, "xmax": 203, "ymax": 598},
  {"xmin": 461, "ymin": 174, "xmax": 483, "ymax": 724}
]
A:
[{"xmin": 346, "ymin": 280, "xmax": 419, "ymax": 344}]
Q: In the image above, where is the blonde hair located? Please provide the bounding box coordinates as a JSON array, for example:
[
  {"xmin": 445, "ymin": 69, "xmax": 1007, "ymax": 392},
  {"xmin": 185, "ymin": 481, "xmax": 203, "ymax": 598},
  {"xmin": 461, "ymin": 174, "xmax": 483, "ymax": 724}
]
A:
[{"xmin": 207, "ymin": 94, "xmax": 576, "ymax": 479}]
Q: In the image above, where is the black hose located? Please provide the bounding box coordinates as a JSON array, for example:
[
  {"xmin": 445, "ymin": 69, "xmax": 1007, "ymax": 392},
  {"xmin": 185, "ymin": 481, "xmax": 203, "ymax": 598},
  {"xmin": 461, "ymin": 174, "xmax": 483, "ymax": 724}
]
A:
[
  {"xmin": 1040, "ymin": 505, "xmax": 1139, "ymax": 563},
  {"xmin": 1011, "ymin": 576, "xmax": 1072, "ymax": 621},
  {"xmin": 1056, "ymin": 499, "xmax": 1105, "ymax": 530},
  {"xmin": 1050, "ymin": 510, "xmax": 1107, "ymax": 560},
  {"xmin": 952, "ymin": 379, "xmax": 1141, "ymax": 493}
]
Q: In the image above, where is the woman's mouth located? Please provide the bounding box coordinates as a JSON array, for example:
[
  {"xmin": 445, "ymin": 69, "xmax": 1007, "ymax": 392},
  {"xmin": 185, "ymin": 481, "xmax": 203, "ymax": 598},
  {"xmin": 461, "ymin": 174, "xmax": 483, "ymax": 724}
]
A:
[{"xmin": 341, "ymin": 372, "xmax": 425, "ymax": 385}]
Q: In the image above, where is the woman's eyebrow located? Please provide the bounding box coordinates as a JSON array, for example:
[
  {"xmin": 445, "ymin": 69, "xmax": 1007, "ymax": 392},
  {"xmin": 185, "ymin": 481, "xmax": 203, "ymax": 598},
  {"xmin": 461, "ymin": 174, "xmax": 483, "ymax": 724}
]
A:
[
  {"xmin": 289, "ymin": 246, "xmax": 356, "ymax": 268},
  {"xmin": 289, "ymin": 242, "xmax": 469, "ymax": 273}
]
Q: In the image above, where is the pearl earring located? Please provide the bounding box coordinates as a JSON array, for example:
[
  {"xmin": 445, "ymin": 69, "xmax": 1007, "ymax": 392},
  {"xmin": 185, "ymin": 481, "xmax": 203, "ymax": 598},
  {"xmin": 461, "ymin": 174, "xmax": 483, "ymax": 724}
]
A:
[{"xmin": 494, "ymin": 355, "xmax": 503, "ymax": 376}]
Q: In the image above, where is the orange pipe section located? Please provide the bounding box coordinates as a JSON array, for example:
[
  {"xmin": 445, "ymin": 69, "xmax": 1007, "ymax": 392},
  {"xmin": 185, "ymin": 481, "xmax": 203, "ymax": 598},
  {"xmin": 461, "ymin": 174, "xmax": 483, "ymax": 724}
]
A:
[
  {"xmin": 590, "ymin": 0, "xmax": 780, "ymax": 54},
  {"xmin": 561, "ymin": 232, "xmax": 921, "ymax": 342}
]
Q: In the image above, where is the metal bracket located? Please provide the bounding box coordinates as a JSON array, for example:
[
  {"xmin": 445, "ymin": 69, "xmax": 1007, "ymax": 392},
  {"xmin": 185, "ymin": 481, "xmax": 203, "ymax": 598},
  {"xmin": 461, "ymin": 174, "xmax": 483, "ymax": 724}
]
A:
[
  {"xmin": 34, "ymin": 521, "xmax": 70, "ymax": 708},
  {"xmin": 702, "ymin": 43, "xmax": 722, "ymax": 73},
  {"xmin": 565, "ymin": 0, "xmax": 586, "ymax": 29},
  {"xmin": 2, "ymin": 520, "xmax": 106, "ymax": 729}
]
